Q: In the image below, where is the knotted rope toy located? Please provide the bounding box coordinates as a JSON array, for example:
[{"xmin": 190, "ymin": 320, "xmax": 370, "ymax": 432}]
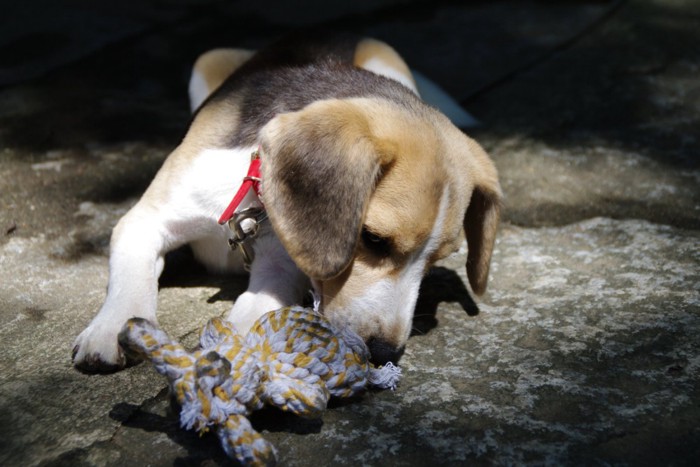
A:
[{"xmin": 118, "ymin": 306, "xmax": 401, "ymax": 466}]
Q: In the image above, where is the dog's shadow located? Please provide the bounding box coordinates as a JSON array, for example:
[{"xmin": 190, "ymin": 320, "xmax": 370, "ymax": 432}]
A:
[
  {"xmin": 412, "ymin": 266, "xmax": 479, "ymax": 336},
  {"xmin": 158, "ymin": 246, "xmax": 248, "ymax": 303}
]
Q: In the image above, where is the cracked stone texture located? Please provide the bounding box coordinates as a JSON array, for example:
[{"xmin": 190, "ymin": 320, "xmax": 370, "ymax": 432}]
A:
[{"xmin": 1, "ymin": 0, "xmax": 699, "ymax": 466}]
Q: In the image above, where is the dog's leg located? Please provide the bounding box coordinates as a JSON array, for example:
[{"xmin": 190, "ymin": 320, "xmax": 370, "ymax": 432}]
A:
[
  {"xmin": 72, "ymin": 146, "xmax": 249, "ymax": 372},
  {"xmin": 72, "ymin": 203, "xmax": 170, "ymax": 372},
  {"xmin": 224, "ymin": 231, "xmax": 310, "ymax": 335}
]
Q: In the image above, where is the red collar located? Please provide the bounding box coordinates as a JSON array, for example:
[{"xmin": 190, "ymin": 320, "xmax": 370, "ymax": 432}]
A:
[{"xmin": 218, "ymin": 149, "xmax": 263, "ymax": 224}]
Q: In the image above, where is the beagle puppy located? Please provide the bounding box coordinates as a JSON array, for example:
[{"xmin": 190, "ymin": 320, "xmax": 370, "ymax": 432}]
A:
[{"xmin": 72, "ymin": 34, "xmax": 501, "ymax": 373}]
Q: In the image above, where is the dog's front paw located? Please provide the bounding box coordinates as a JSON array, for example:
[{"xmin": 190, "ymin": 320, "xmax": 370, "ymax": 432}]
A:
[{"xmin": 72, "ymin": 323, "xmax": 137, "ymax": 373}]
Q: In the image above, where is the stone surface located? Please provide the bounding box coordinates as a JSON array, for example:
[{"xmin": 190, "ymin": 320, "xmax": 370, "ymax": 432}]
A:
[
  {"xmin": 1, "ymin": 1, "xmax": 699, "ymax": 466},
  {"xmin": 469, "ymin": 0, "xmax": 700, "ymax": 229}
]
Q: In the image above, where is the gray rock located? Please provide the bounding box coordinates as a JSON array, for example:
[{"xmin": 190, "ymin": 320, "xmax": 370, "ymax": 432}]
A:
[{"xmin": 1, "ymin": 0, "xmax": 699, "ymax": 465}]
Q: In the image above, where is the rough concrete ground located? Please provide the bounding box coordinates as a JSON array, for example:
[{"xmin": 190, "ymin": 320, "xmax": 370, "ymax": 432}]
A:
[{"xmin": 1, "ymin": 0, "xmax": 699, "ymax": 465}]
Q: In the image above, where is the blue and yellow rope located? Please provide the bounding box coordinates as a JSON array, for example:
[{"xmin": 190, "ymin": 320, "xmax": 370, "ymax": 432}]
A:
[{"xmin": 118, "ymin": 306, "xmax": 401, "ymax": 467}]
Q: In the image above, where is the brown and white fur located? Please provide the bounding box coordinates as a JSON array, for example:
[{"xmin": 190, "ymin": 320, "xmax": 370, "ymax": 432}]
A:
[{"xmin": 72, "ymin": 34, "xmax": 501, "ymax": 372}]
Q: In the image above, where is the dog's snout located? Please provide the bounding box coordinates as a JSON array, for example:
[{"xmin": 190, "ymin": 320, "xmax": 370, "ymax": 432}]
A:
[{"xmin": 367, "ymin": 337, "xmax": 405, "ymax": 366}]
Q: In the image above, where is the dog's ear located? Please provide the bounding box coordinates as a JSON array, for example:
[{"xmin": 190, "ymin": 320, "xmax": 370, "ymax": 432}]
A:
[
  {"xmin": 259, "ymin": 100, "xmax": 390, "ymax": 280},
  {"xmin": 461, "ymin": 138, "xmax": 502, "ymax": 296},
  {"xmin": 464, "ymin": 184, "xmax": 501, "ymax": 295}
]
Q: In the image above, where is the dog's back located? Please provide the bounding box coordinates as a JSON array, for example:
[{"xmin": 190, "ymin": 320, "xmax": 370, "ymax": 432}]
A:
[{"xmin": 193, "ymin": 33, "xmax": 424, "ymax": 148}]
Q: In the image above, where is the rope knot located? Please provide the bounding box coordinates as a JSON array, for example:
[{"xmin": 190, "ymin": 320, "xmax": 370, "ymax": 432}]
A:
[{"xmin": 119, "ymin": 306, "xmax": 401, "ymax": 466}]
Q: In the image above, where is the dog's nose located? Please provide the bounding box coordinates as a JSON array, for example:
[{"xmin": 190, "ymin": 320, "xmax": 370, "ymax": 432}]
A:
[{"xmin": 367, "ymin": 338, "xmax": 405, "ymax": 366}]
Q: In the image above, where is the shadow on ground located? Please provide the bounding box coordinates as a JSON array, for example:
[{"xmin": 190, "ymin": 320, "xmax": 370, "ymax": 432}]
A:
[
  {"xmin": 1, "ymin": 1, "xmax": 698, "ymax": 465},
  {"xmin": 468, "ymin": 1, "xmax": 700, "ymax": 170}
]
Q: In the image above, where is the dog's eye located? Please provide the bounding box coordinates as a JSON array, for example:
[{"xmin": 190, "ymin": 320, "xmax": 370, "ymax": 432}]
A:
[{"xmin": 361, "ymin": 227, "xmax": 391, "ymax": 257}]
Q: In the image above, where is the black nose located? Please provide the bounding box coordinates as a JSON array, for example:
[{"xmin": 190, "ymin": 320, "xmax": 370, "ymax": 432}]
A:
[{"xmin": 366, "ymin": 338, "xmax": 405, "ymax": 366}]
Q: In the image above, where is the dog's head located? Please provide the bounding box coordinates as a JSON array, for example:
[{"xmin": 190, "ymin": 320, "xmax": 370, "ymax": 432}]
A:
[{"xmin": 259, "ymin": 97, "xmax": 501, "ymax": 364}]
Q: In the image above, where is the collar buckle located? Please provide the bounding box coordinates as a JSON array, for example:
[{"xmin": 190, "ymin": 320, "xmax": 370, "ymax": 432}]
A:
[{"xmin": 227, "ymin": 207, "xmax": 268, "ymax": 270}]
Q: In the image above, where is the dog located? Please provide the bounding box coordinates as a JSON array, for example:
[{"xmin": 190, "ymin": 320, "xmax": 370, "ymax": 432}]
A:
[{"xmin": 72, "ymin": 33, "xmax": 501, "ymax": 373}]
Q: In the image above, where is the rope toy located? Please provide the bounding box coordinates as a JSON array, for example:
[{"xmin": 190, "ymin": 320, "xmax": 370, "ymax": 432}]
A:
[{"xmin": 118, "ymin": 306, "xmax": 401, "ymax": 466}]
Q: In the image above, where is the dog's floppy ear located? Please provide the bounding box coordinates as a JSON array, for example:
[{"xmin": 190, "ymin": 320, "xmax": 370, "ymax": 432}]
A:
[
  {"xmin": 259, "ymin": 100, "xmax": 390, "ymax": 280},
  {"xmin": 461, "ymin": 138, "xmax": 502, "ymax": 296},
  {"xmin": 464, "ymin": 184, "xmax": 501, "ymax": 295}
]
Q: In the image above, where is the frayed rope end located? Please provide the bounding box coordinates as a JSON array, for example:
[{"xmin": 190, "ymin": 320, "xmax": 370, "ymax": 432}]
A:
[{"xmin": 368, "ymin": 362, "xmax": 402, "ymax": 390}]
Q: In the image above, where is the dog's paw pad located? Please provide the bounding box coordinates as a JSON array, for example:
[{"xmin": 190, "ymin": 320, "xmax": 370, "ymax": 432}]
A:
[
  {"xmin": 72, "ymin": 326, "xmax": 130, "ymax": 373},
  {"xmin": 73, "ymin": 350, "xmax": 127, "ymax": 374}
]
